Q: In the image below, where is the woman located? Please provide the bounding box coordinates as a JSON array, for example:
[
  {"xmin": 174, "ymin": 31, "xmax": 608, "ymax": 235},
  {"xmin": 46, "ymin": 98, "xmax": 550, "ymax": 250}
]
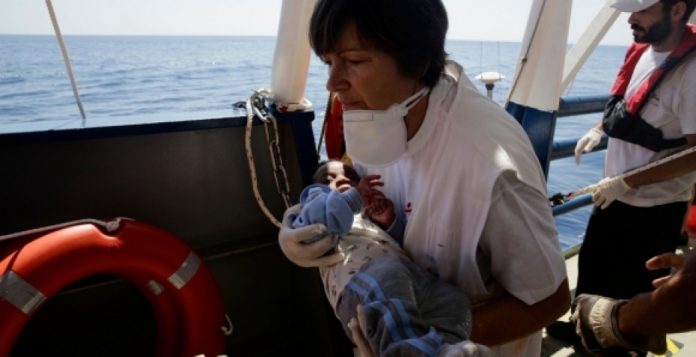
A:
[{"xmin": 279, "ymin": 0, "xmax": 570, "ymax": 356}]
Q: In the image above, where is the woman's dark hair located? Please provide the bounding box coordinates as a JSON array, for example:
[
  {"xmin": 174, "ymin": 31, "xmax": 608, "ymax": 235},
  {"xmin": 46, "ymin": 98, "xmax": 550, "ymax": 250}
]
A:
[{"xmin": 309, "ymin": 0, "xmax": 449, "ymax": 87}]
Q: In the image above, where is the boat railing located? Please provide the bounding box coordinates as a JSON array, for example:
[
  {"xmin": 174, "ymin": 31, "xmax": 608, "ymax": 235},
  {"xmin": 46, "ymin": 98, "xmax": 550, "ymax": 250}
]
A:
[{"xmin": 549, "ymin": 94, "xmax": 609, "ymax": 258}]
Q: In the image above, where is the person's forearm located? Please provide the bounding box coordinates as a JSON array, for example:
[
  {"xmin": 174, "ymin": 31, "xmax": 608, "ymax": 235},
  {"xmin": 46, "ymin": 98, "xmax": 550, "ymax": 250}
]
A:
[
  {"xmin": 624, "ymin": 148, "xmax": 696, "ymax": 188},
  {"xmin": 471, "ymin": 279, "xmax": 570, "ymax": 345}
]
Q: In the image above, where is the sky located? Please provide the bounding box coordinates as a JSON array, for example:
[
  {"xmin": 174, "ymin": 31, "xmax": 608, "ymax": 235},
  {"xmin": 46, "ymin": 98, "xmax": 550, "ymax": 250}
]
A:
[{"xmin": 0, "ymin": 0, "xmax": 634, "ymax": 46}]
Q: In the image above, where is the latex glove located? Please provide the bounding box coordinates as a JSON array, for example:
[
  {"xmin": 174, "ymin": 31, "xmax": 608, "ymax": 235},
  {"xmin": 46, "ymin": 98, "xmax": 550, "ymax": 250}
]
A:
[
  {"xmin": 571, "ymin": 294, "xmax": 666, "ymax": 354},
  {"xmin": 578, "ymin": 176, "xmax": 630, "ymax": 209},
  {"xmin": 574, "ymin": 127, "xmax": 604, "ymax": 165},
  {"xmin": 278, "ymin": 204, "xmax": 344, "ymax": 268}
]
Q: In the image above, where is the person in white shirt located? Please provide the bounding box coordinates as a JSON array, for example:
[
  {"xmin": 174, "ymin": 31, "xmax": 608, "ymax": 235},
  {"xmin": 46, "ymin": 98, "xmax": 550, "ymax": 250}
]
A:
[
  {"xmin": 547, "ymin": 0, "xmax": 696, "ymax": 354},
  {"xmin": 278, "ymin": 0, "xmax": 570, "ymax": 356}
]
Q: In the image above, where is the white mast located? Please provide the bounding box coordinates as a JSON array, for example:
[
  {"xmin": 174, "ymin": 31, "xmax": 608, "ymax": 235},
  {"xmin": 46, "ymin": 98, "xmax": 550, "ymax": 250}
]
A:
[
  {"xmin": 270, "ymin": 0, "xmax": 317, "ymax": 107},
  {"xmin": 507, "ymin": 0, "xmax": 572, "ymax": 111},
  {"xmin": 561, "ymin": 2, "xmax": 620, "ymax": 92}
]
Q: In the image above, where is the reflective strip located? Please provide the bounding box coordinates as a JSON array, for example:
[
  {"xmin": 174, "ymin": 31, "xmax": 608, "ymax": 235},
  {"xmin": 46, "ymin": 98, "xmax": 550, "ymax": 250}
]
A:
[
  {"xmin": 0, "ymin": 271, "xmax": 46, "ymax": 315},
  {"xmin": 168, "ymin": 251, "xmax": 200, "ymax": 290},
  {"xmin": 146, "ymin": 280, "xmax": 165, "ymax": 295}
]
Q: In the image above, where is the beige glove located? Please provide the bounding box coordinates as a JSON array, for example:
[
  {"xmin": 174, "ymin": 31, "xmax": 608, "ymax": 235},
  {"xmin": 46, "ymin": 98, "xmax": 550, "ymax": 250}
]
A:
[
  {"xmin": 574, "ymin": 175, "xmax": 630, "ymax": 209},
  {"xmin": 586, "ymin": 176, "xmax": 630, "ymax": 209},
  {"xmin": 574, "ymin": 127, "xmax": 604, "ymax": 165},
  {"xmin": 571, "ymin": 294, "xmax": 666, "ymax": 354},
  {"xmin": 277, "ymin": 204, "xmax": 343, "ymax": 267}
]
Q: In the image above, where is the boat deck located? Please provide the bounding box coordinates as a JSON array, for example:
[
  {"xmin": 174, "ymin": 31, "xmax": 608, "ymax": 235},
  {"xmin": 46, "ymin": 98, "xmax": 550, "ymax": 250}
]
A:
[{"xmin": 544, "ymin": 252, "xmax": 696, "ymax": 357}]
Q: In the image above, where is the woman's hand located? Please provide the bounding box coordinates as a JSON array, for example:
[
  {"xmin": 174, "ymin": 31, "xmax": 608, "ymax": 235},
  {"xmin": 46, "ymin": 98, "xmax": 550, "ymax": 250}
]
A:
[{"xmin": 278, "ymin": 204, "xmax": 344, "ymax": 267}]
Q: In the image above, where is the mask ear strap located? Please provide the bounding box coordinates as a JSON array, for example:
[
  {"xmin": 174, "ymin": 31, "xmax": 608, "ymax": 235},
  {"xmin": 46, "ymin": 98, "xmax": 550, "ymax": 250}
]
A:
[{"xmin": 403, "ymin": 87, "xmax": 430, "ymax": 110}]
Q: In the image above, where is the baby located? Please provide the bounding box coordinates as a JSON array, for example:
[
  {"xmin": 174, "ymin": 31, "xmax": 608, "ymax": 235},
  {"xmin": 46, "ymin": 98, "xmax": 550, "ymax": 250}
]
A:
[{"xmin": 292, "ymin": 160, "xmax": 490, "ymax": 357}]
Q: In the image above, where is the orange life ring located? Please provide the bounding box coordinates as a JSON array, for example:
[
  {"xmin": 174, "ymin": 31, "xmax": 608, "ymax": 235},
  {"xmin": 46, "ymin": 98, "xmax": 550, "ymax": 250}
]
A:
[{"xmin": 0, "ymin": 218, "xmax": 227, "ymax": 357}]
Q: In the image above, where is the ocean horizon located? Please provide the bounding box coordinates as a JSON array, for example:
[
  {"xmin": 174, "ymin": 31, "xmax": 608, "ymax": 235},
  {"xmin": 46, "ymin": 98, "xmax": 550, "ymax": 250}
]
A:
[{"xmin": 0, "ymin": 34, "xmax": 629, "ymax": 249}]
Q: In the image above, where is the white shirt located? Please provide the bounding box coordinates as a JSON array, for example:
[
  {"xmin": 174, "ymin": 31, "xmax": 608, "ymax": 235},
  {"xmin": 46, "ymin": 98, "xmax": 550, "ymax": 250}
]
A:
[
  {"xmin": 355, "ymin": 61, "xmax": 566, "ymax": 357},
  {"xmin": 606, "ymin": 48, "xmax": 696, "ymax": 206}
]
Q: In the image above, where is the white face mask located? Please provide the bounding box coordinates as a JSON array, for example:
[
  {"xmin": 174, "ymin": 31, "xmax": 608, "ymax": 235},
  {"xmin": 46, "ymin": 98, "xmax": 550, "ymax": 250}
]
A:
[{"xmin": 343, "ymin": 87, "xmax": 429, "ymax": 168}]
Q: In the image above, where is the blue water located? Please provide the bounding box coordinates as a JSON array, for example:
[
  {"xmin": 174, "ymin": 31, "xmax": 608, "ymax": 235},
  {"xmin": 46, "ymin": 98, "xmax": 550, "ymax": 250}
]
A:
[{"xmin": 0, "ymin": 35, "xmax": 628, "ymax": 250}]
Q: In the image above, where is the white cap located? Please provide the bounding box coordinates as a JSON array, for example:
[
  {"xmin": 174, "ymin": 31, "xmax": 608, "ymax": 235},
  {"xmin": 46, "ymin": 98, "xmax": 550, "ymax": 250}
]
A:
[{"xmin": 610, "ymin": 0, "xmax": 660, "ymax": 12}]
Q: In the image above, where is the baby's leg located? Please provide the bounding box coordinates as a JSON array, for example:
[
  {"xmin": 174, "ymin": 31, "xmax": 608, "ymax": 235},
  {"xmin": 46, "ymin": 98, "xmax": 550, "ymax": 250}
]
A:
[{"xmin": 336, "ymin": 254, "xmax": 444, "ymax": 356}]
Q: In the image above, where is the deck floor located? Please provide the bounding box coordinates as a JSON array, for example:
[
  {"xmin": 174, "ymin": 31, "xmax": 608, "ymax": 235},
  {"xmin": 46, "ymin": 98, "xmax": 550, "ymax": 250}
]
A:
[{"xmin": 544, "ymin": 253, "xmax": 696, "ymax": 357}]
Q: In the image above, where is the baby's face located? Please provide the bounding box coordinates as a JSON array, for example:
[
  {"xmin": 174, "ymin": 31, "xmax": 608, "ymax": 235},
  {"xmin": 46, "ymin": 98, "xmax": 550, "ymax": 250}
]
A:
[{"xmin": 314, "ymin": 161, "xmax": 360, "ymax": 192}]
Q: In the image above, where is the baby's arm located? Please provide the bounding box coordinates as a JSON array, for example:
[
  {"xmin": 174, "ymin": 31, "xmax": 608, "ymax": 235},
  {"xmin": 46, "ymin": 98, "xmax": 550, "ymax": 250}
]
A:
[
  {"xmin": 356, "ymin": 177, "xmax": 405, "ymax": 244},
  {"xmin": 366, "ymin": 191, "xmax": 405, "ymax": 244},
  {"xmin": 354, "ymin": 175, "xmax": 391, "ymax": 226},
  {"xmin": 365, "ymin": 190, "xmax": 394, "ymax": 228},
  {"xmin": 293, "ymin": 184, "xmax": 362, "ymax": 239}
]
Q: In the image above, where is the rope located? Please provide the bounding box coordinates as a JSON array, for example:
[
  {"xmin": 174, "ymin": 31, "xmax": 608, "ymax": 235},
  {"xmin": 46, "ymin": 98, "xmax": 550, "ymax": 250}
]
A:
[
  {"xmin": 0, "ymin": 217, "xmax": 131, "ymax": 243},
  {"xmin": 222, "ymin": 314, "xmax": 234, "ymax": 336},
  {"xmin": 45, "ymin": 0, "xmax": 87, "ymax": 122},
  {"xmin": 244, "ymin": 89, "xmax": 293, "ymax": 228}
]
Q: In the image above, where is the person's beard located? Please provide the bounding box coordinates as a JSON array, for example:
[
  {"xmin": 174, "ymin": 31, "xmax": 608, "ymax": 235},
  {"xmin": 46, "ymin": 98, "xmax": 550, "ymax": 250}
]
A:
[{"xmin": 632, "ymin": 11, "xmax": 672, "ymax": 45}]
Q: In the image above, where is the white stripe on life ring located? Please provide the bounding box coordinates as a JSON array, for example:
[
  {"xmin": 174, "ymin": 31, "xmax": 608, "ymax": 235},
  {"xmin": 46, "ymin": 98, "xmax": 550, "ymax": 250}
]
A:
[
  {"xmin": 168, "ymin": 251, "xmax": 201, "ymax": 290},
  {"xmin": 0, "ymin": 271, "xmax": 46, "ymax": 315}
]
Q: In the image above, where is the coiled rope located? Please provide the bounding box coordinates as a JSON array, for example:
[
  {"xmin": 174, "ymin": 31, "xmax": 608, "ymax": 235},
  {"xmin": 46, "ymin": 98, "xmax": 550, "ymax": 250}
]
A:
[{"xmin": 244, "ymin": 89, "xmax": 293, "ymax": 228}]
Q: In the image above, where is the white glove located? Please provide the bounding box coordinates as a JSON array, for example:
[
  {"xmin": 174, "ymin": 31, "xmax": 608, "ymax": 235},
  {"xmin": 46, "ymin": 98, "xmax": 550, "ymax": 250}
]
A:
[
  {"xmin": 574, "ymin": 127, "xmax": 604, "ymax": 165},
  {"xmin": 584, "ymin": 176, "xmax": 630, "ymax": 209},
  {"xmin": 278, "ymin": 204, "xmax": 344, "ymax": 268},
  {"xmin": 571, "ymin": 294, "xmax": 666, "ymax": 354}
]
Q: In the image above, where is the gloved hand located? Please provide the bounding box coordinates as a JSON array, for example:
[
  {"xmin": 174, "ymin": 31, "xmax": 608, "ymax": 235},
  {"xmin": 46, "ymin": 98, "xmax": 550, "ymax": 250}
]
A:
[
  {"xmin": 574, "ymin": 175, "xmax": 630, "ymax": 209},
  {"xmin": 571, "ymin": 294, "xmax": 666, "ymax": 354},
  {"xmin": 574, "ymin": 127, "xmax": 604, "ymax": 165},
  {"xmin": 585, "ymin": 176, "xmax": 630, "ymax": 209},
  {"xmin": 278, "ymin": 204, "xmax": 344, "ymax": 268}
]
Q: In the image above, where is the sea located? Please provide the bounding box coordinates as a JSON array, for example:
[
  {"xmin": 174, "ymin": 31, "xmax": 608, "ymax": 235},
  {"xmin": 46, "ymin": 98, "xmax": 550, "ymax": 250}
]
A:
[{"xmin": 0, "ymin": 35, "xmax": 629, "ymax": 250}]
